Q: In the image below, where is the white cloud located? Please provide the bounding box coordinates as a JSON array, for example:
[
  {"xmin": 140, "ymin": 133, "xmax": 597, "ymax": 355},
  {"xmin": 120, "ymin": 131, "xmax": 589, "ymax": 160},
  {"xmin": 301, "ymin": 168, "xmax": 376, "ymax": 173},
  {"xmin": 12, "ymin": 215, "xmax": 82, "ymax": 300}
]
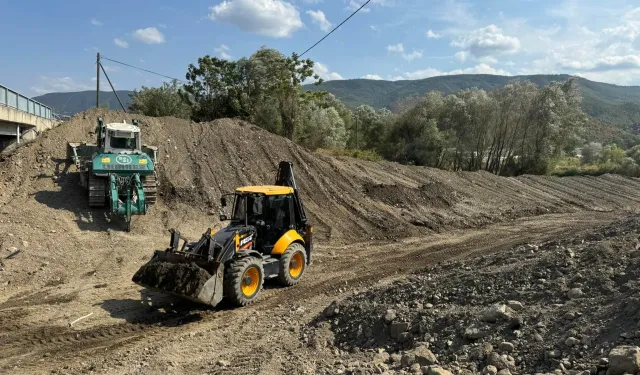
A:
[
  {"xmin": 477, "ymin": 56, "xmax": 498, "ymax": 64},
  {"xmin": 404, "ymin": 64, "xmax": 510, "ymax": 80},
  {"xmin": 158, "ymin": 23, "xmax": 167, "ymax": 29},
  {"xmin": 315, "ymin": 62, "xmax": 343, "ymax": 80},
  {"xmin": 402, "ymin": 50, "xmax": 423, "ymax": 62},
  {"xmin": 507, "ymin": 3, "xmax": 640, "ymax": 84},
  {"xmin": 387, "ymin": 75, "xmax": 405, "ymax": 81},
  {"xmin": 306, "ymin": 10, "xmax": 332, "ymax": 32},
  {"xmin": 209, "ymin": 0, "xmax": 303, "ymax": 38},
  {"xmin": 426, "ymin": 29, "xmax": 441, "ymax": 39},
  {"xmin": 454, "ymin": 51, "xmax": 469, "ymax": 62},
  {"xmin": 90, "ymin": 18, "xmax": 103, "ymax": 26},
  {"xmin": 114, "ymin": 38, "xmax": 129, "ymax": 48},
  {"xmin": 362, "ymin": 74, "xmax": 383, "ymax": 80},
  {"xmin": 387, "ymin": 43, "xmax": 404, "ymax": 53},
  {"xmin": 347, "ymin": 0, "xmax": 370, "ymax": 12},
  {"xmin": 560, "ymin": 55, "xmax": 640, "ymax": 72},
  {"xmin": 215, "ymin": 44, "xmax": 233, "ymax": 60},
  {"xmin": 31, "ymin": 76, "xmax": 94, "ymax": 95},
  {"xmin": 133, "ymin": 27, "xmax": 165, "ymax": 44},
  {"xmin": 452, "ymin": 24, "xmax": 520, "ymax": 58},
  {"xmin": 387, "ymin": 43, "xmax": 422, "ymax": 61},
  {"xmin": 370, "ymin": 25, "xmax": 379, "ymax": 32}
]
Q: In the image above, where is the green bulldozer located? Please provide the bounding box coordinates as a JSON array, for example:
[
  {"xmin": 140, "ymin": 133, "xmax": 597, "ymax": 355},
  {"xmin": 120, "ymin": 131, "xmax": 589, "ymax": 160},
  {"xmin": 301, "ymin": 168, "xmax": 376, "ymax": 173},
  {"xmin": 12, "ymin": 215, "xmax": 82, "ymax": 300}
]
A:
[{"xmin": 67, "ymin": 117, "xmax": 158, "ymax": 231}]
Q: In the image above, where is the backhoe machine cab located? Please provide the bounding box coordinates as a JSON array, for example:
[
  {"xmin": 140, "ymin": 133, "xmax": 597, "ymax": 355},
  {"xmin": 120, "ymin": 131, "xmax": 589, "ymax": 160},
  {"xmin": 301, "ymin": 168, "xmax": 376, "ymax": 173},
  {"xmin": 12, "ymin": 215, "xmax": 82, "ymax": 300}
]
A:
[{"xmin": 132, "ymin": 161, "xmax": 313, "ymax": 308}]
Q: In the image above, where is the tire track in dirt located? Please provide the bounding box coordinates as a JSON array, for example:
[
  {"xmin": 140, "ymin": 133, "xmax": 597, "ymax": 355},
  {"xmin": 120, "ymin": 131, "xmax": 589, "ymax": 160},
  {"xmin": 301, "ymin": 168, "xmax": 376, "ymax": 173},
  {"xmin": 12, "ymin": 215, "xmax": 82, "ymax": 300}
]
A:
[{"xmin": 0, "ymin": 212, "xmax": 617, "ymax": 374}]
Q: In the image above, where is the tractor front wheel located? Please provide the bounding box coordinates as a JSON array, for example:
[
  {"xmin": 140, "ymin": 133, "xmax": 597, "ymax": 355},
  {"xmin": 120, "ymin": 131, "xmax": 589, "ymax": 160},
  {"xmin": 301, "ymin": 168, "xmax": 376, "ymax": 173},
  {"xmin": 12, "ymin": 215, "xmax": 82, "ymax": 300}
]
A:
[
  {"xmin": 277, "ymin": 242, "xmax": 307, "ymax": 287},
  {"xmin": 224, "ymin": 257, "xmax": 264, "ymax": 307}
]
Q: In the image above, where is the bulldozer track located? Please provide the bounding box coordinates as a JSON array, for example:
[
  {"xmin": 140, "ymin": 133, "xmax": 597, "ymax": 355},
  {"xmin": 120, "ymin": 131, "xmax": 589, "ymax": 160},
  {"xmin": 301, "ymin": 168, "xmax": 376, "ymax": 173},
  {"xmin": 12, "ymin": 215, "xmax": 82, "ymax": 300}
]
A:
[
  {"xmin": 88, "ymin": 171, "xmax": 107, "ymax": 208},
  {"xmin": 142, "ymin": 173, "xmax": 158, "ymax": 205}
]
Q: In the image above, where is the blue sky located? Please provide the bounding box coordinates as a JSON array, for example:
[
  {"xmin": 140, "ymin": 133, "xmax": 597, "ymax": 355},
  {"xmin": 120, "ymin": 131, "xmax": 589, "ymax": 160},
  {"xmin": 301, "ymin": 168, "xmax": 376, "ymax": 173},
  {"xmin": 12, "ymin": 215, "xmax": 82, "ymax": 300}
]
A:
[{"xmin": 2, "ymin": 0, "xmax": 640, "ymax": 98}]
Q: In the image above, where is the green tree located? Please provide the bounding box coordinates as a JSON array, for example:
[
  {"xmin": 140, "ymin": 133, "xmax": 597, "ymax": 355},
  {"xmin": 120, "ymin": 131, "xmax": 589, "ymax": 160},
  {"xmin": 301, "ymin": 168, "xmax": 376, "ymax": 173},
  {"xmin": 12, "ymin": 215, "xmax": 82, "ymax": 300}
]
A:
[
  {"xmin": 180, "ymin": 56, "xmax": 252, "ymax": 122},
  {"xmin": 297, "ymin": 106, "xmax": 347, "ymax": 149},
  {"xmin": 626, "ymin": 144, "xmax": 640, "ymax": 165},
  {"xmin": 129, "ymin": 80, "xmax": 191, "ymax": 119},
  {"xmin": 581, "ymin": 142, "xmax": 602, "ymax": 164},
  {"xmin": 600, "ymin": 144, "xmax": 626, "ymax": 164},
  {"xmin": 180, "ymin": 47, "xmax": 321, "ymax": 139},
  {"xmin": 247, "ymin": 48, "xmax": 320, "ymax": 139}
]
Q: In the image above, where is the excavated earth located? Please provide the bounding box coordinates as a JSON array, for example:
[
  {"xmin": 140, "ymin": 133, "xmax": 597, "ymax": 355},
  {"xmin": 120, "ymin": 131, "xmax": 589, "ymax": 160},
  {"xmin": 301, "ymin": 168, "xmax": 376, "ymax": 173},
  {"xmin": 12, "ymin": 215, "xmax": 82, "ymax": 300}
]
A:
[
  {"xmin": 0, "ymin": 109, "xmax": 639, "ymax": 374},
  {"xmin": 306, "ymin": 214, "xmax": 640, "ymax": 375}
]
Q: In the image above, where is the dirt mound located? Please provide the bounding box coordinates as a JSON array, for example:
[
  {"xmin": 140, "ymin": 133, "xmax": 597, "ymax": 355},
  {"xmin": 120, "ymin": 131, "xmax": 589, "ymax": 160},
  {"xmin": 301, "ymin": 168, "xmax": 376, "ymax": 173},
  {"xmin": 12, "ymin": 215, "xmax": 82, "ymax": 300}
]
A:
[
  {"xmin": 2, "ymin": 108, "xmax": 640, "ymax": 294},
  {"xmin": 2, "ymin": 108, "xmax": 640, "ymax": 244},
  {"xmin": 132, "ymin": 260, "xmax": 212, "ymax": 298},
  {"xmin": 309, "ymin": 215, "xmax": 640, "ymax": 374}
]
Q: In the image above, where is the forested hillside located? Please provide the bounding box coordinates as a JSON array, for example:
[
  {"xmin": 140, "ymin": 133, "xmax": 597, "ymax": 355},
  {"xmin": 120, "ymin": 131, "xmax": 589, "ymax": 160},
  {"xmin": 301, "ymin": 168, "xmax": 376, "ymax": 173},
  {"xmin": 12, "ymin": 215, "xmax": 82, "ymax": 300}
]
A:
[{"xmin": 305, "ymin": 74, "xmax": 640, "ymax": 128}]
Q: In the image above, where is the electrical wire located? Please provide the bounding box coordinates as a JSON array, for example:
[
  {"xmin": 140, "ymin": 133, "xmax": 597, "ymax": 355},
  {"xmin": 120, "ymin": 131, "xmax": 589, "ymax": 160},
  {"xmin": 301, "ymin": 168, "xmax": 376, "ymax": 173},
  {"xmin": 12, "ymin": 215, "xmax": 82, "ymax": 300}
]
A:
[
  {"xmin": 102, "ymin": 1, "xmax": 370, "ymax": 84},
  {"xmin": 100, "ymin": 56, "xmax": 185, "ymax": 83},
  {"xmin": 299, "ymin": 0, "xmax": 371, "ymax": 58}
]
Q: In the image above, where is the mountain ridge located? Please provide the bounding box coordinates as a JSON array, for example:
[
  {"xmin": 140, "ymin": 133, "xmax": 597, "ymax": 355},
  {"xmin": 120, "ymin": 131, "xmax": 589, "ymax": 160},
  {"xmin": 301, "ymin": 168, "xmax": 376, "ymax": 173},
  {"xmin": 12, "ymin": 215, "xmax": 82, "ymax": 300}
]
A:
[
  {"xmin": 32, "ymin": 74, "xmax": 640, "ymax": 128},
  {"xmin": 305, "ymin": 74, "xmax": 640, "ymax": 127},
  {"xmin": 34, "ymin": 90, "xmax": 134, "ymax": 116}
]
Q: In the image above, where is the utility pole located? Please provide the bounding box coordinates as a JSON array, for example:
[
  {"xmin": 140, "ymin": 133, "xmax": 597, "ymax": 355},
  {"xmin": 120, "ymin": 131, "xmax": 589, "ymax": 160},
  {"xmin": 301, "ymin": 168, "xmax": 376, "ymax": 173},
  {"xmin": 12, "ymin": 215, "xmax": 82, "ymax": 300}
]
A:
[{"xmin": 96, "ymin": 52, "xmax": 101, "ymax": 108}]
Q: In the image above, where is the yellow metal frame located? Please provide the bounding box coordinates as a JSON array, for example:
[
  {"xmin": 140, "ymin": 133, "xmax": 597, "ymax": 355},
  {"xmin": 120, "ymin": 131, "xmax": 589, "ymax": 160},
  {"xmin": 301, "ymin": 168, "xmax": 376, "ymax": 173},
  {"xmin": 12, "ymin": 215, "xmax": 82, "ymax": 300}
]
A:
[
  {"xmin": 235, "ymin": 185, "xmax": 294, "ymax": 196},
  {"xmin": 271, "ymin": 229, "xmax": 304, "ymax": 255}
]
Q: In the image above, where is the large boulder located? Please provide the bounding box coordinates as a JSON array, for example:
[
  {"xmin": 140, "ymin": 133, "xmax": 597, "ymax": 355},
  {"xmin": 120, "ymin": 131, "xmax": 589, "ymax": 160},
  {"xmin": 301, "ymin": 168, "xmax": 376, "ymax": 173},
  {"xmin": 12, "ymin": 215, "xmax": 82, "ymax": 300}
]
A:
[
  {"xmin": 487, "ymin": 352, "xmax": 516, "ymax": 372},
  {"xmin": 480, "ymin": 304, "xmax": 512, "ymax": 323},
  {"xmin": 390, "ymin": 322, "xmax": 410, "ymax": 339},
  {"xmin": 607, "ymin": 346, "xmax": 640, "ymax": 375},
  {"xmin": 412, "ymin": 345, "xmax": 438, "ymax": 366}
]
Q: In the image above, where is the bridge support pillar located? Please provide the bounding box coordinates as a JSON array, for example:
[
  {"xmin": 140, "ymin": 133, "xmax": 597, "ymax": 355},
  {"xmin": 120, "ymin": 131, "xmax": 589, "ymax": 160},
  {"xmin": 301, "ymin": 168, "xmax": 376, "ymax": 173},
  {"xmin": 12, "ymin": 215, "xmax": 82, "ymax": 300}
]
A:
[{"xmin": 16, "ymin": 125, "xmax": 20, "ymax": 143}]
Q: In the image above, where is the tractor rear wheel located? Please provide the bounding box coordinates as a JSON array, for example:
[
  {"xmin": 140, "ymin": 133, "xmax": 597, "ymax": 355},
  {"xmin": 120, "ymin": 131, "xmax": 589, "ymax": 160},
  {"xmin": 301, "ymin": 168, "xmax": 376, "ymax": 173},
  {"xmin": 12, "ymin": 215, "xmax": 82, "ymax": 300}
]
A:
[
  {"xmin": 277, "ymin": 242, "xmax": 307, "ymax": 287},
  {"xmin": 224, "ymin": 257, "xmax": 264, "ymax": 307}
]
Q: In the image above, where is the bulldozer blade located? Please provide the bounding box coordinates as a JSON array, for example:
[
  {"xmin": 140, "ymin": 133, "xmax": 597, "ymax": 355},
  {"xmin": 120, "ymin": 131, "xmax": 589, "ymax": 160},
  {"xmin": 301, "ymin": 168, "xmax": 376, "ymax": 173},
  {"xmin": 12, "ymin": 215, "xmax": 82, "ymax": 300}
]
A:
[{"xmin": 132, "ymin": 251, "xmax": 224, "ymax": 307}]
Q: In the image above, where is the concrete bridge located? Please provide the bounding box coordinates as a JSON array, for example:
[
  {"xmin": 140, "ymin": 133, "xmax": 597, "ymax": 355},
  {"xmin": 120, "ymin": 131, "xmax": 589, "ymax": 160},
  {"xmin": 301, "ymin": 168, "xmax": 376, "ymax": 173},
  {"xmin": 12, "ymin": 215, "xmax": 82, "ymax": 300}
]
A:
[{"xmin": 0, "ymin": 84, "xmax": 59, "ymax": 151}]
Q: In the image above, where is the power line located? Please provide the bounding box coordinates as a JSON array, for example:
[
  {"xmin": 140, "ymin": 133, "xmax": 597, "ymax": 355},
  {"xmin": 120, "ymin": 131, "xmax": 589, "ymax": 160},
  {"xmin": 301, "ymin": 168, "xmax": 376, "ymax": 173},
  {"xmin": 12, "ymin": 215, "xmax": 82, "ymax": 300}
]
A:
[
  {"xmin": 100, "ymin": 56, "xmax": 185, "ymax": 83},
  {"xmin": 299, "ymin": 0, "xmax": 371, "ymax": 58}
]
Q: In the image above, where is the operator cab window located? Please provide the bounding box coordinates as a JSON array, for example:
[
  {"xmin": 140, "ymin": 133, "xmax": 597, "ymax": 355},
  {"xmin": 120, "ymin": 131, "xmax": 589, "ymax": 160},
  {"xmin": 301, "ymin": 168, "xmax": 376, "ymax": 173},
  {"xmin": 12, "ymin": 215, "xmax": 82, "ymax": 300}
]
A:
[
  {"xmin": 265, "ymin": 195, "xmax": 291, "ymax": 229},
  {"xmin": 109, "ymin": 131, "xmax": 139, "ymax": 150}
]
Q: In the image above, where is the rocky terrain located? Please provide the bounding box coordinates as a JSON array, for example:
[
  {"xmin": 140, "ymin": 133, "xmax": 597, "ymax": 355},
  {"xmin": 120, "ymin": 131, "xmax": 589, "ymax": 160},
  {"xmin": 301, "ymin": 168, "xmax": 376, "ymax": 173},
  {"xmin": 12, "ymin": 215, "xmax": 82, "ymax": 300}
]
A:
[{"xmin": 306, "ymin": 215, "xmax": 640, "ymax": 375}]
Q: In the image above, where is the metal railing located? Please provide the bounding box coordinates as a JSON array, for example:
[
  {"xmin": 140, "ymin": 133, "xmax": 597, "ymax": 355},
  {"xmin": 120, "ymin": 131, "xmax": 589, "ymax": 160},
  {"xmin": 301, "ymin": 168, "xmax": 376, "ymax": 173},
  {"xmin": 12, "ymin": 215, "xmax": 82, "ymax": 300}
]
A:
[{"xmin": 0, "ymin": 84, "xmax": 52, "ymax": 120}]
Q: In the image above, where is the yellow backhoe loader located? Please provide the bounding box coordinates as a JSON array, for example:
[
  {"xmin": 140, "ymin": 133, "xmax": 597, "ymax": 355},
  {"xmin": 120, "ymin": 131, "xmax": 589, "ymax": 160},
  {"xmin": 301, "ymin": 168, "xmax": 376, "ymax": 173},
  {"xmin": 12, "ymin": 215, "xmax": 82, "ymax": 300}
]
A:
[{"xmin": 132, "ymin": 161, "xmax": 313, "ymax": 307}]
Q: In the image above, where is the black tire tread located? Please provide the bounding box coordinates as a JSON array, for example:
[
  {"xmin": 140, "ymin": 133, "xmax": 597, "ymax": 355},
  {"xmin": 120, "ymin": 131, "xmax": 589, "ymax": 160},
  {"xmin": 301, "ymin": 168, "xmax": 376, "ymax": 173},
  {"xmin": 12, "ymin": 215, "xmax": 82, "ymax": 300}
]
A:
[
  {"xmin": 223, "ymin": 257, "xmax": 264, "ymax": 307},
  {"xmin": 277, "ymin": 242, "xmax": 307, "ymax": 287}
]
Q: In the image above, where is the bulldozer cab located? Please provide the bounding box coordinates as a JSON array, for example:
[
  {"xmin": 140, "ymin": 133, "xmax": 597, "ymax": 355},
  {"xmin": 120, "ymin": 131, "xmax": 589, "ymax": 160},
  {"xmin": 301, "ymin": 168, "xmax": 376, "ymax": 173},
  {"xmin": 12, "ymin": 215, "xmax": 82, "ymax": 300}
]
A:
[{"xmin": 103, "ymin": 123, "xmax": 141, "ymax": 154}]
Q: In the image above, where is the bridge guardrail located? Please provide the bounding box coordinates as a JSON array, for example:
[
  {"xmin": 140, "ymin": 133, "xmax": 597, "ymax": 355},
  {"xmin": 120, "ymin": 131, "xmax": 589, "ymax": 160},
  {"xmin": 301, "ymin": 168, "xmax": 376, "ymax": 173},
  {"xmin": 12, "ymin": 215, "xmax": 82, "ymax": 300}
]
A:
[{"xmin": 0, "ymin": 84, "xmax": 52, "ymax": 120}]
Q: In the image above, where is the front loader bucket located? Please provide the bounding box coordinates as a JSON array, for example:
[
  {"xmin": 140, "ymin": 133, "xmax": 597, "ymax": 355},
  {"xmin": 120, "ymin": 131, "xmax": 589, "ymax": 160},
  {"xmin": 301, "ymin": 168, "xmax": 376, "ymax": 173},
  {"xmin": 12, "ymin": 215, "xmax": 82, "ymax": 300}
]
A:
[{"xmin": 132, "ymin": 251, "xmax": 224, "ymax": 307}]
